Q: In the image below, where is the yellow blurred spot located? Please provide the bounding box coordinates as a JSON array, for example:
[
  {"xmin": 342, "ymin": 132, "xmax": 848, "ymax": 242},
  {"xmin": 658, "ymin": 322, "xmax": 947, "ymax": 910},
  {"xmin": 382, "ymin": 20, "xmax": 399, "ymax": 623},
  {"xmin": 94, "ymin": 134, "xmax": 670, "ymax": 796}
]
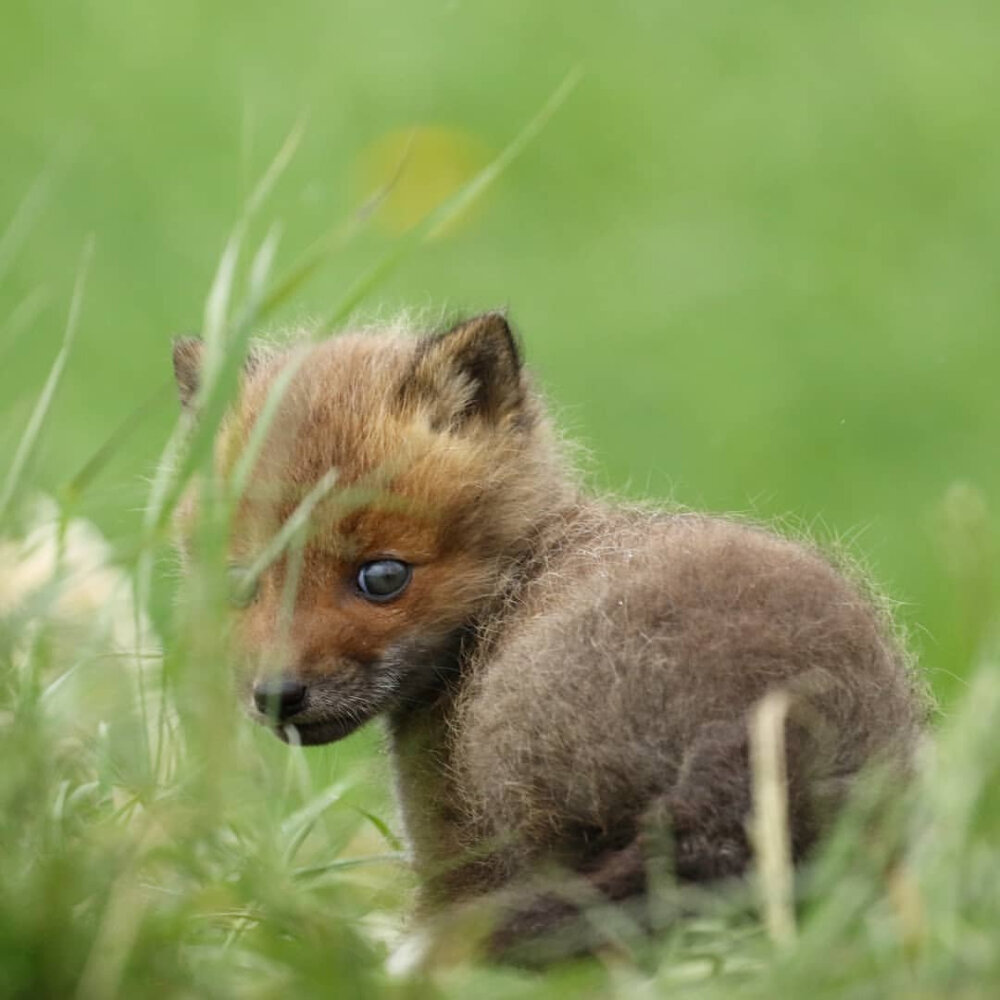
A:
[{"xmin": 355, "ymin": 125, "xmax": 492, "ymax": 236}]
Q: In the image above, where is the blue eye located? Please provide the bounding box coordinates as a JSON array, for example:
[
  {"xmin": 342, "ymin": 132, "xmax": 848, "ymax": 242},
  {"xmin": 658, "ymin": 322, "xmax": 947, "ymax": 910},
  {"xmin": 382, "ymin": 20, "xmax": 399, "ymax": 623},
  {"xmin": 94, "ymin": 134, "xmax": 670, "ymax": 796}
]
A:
[{"xmin": 356, "ymin": 559, "xmax": 412, "ymax": 602}]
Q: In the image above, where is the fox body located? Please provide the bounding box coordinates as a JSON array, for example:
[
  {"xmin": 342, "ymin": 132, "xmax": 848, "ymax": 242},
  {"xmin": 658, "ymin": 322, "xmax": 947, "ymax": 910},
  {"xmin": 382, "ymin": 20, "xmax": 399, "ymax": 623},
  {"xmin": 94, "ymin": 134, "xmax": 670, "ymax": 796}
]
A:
[{"xmin": 172, "ymin": 314, "xmax": 925, "ymax": 958}]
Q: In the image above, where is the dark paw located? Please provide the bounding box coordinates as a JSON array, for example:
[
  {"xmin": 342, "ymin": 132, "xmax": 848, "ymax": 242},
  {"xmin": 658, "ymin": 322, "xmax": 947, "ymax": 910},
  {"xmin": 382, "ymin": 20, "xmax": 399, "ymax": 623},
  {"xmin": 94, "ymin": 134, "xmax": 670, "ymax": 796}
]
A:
[
  {"xmin": 673, "ymin": 831, "xmax": 750, "ymax": 882},
  {"xmin": 662, "ymin": 793, "xmax": 752, "ymax": 883},
  {"xmin": 666, "ymin": 807, "xmax": 750, "ymax": 882}
]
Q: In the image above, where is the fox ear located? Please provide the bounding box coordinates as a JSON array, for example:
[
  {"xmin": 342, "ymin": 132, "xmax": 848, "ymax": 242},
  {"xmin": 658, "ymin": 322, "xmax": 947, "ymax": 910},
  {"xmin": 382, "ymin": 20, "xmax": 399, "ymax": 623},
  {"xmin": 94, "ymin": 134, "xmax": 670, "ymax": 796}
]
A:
[
  {"xmin": 402, "ymin": 312, "xmax": 524, "ymax": 428},
  {"xmin": 172, "ymin": 336, "xmax": 203, "ymax": 409},
  {"xmin": 172, "ymin": 336, "xmax": 272, "ymax": 410}
]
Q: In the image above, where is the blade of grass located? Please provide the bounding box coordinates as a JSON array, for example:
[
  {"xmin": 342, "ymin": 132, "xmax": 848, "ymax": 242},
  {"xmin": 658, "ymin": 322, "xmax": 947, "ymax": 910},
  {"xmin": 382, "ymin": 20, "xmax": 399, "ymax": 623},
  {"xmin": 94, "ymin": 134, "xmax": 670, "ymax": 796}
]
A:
[
  {"xmin": 275, "ymin": 534, "xmax": 313, "ymax": 804},
  {"xmin": 225, "ymin": 353, "xmax": 309, "ymax": 506},
  {"xmin": 0, "ymin": 286, "xmax": 49, "ymax": 362},
  {"xmin": 280, "ymin": 778, "xmax": 351, "ymax": 851},
  {"xmin": 243, "ymin": 468, "xmax": 339, "ymax": 585},
  {"xmin": 238, "ymin": 100, "xmax": 256, "ymax": 212},
  {"xmin": 247, "ymin": 223, "xmax": 282, "ymax": 311},
  {"xmin": 0, "ymin": 168, "xmax": 55, "ymax": 282},
  {"xmin": 292, "ymin": 854, "xmax": 405, "ymax": 881},
  {"xmin": 245, "ymin": 115, "xmax": 307, "ymax": 220},
  {"xmin": 356, "ymin": 808, "xmax": 404, "ymax": 852},
  {"xmin": 200, "ymin": 231, "xmax": 242, "ymax": 375},
  {"xmin": 74, "ymin": 847, "xmax": 148, "ymax": 1000},
  {"xmin": 0, "ymin": 236, "xmax": 94, "ymax": 521},
  {"xmin": 913, "ymin": 652, "xmax": 1000, "ymax": 942},
  {"xmin": 62, "ymin": 381, "xmax": 175, "ymax": 505}
]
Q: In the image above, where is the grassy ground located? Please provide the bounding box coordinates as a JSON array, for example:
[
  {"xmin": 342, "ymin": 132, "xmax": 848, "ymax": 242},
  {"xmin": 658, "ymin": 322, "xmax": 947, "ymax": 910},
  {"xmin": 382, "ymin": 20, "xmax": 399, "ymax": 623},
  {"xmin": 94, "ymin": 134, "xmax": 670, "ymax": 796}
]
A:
[{"xmin": 2, "ymin": 0, "xmax": 999, "ymax": 996}]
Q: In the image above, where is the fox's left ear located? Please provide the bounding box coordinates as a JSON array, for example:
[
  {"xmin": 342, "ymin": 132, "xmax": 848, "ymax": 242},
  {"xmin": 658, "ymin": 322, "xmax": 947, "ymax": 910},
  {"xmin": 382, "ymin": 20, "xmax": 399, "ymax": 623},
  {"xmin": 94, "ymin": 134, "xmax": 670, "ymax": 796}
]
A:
[{"xmin": 402, "ymin": 312, "xmax": 524, "ymax": 428}]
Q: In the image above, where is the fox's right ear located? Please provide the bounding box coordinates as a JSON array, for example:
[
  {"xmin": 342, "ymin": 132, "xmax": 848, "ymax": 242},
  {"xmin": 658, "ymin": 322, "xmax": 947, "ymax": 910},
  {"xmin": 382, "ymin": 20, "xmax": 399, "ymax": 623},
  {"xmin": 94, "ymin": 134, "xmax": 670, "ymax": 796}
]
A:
[
  {"xmin": 172, "ymin": 336, "xmax": 203, "ymax": 409},
  {"xmin": 172, "ymin": 336, "xmax": 273, "ymax": 410}
]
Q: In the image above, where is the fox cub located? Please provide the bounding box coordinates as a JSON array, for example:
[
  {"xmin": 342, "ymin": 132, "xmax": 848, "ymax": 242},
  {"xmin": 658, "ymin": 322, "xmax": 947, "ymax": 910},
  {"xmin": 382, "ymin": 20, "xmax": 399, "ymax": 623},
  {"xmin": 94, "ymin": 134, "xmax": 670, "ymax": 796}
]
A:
[{"xmin": 172, "ymin": 313, "xmax": 925, "ymax": 961}]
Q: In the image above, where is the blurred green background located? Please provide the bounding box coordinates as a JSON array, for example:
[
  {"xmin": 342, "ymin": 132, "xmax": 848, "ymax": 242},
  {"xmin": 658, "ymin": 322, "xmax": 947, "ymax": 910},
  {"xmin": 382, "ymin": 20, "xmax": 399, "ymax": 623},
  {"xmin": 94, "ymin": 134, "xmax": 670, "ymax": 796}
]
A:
[{"xmin": 2, "ymin": 0, "xmax": 998, "ymax": 704}]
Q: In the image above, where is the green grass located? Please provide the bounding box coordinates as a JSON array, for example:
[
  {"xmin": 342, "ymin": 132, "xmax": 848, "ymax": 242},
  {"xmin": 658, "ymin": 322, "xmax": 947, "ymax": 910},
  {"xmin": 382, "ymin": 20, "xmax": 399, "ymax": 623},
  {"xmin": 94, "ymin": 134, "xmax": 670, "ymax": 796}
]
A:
[{"xmin": 2, "ymin": 0, "xmax": 999, "ymax": 995}]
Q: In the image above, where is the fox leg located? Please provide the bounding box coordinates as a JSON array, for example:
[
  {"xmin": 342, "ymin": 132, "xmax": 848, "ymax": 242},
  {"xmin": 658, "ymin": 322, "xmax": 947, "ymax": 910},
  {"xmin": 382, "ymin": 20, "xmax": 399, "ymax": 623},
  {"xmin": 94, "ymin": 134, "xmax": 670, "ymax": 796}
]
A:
[
  {"xmin": 664, "ymin": 720, "xmax": 758, "ymax": 881},
  {"xmin": 485, "ymin": 839, "xmax": 648, "ymax": 964},
  {"xmin": 669, "ymin": 713, "xmax": 828, "ymax": 881},
  {"xmin": 487, "ymin": 719, "xmax": 821, "ymax": 964}
]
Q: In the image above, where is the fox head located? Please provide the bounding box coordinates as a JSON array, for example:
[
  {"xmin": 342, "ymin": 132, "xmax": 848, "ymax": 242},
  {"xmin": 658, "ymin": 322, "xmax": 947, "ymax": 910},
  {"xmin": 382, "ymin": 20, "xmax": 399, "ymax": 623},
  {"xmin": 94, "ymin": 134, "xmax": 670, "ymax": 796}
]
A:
[{"xmin": 172, "ymin": 314, "xmax": 573, "ymax": 744}]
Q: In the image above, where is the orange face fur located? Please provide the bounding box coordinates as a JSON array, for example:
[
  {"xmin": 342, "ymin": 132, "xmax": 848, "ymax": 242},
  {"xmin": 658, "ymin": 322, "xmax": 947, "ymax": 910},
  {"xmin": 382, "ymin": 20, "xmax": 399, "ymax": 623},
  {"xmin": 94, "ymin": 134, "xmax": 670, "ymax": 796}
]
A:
[{"xmin": 173, "ymin": 315, "xmax": 571, "ymax": 744}]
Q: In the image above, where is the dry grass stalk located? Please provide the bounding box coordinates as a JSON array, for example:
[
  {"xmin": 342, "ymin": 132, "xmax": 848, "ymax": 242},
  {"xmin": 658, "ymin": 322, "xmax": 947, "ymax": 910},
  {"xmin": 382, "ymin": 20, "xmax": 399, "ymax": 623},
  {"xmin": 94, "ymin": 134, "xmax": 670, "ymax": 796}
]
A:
[{"xmin": 749, "ymin": 689, "xmax": 797, "ymax": 948}]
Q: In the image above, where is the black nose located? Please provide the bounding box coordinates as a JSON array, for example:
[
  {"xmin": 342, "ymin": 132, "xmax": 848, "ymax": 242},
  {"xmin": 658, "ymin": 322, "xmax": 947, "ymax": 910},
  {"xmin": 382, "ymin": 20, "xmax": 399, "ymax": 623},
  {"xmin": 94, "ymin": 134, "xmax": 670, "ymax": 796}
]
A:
[{"xmin": 253, "ymin": 679, "xmax": 307, "ymax": 720}]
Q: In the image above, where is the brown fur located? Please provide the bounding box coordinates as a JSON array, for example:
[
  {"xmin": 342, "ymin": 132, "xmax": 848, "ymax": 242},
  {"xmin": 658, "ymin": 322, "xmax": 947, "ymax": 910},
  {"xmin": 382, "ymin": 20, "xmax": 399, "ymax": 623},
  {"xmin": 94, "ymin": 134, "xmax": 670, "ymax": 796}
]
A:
[{"xmin": 172, "ymin": 313, "xmax": 927, "ymax": 962}]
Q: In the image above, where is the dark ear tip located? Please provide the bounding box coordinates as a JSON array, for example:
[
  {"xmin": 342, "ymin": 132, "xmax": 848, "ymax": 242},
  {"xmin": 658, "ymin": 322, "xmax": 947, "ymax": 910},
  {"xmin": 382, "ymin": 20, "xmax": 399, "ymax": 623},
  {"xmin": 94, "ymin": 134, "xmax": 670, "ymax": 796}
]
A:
[
  {"xmin": 477, "ymin": 309, "xmax": 510, "ymax": 328},
  {"xmin": 400, "ymin": 310, "xmax": 528, "ymax": 425},
  {"xmin": 172, "ymin": 334, "xmax": 202, "ymax": 363},
  {"xmin": 470, "ymin": 310, "xmax": 511, "ymax": 335},
  {"xmin": 172, "ymin": 335, "xmax": 203, "ymax": 407},
  {"xmin": 461, "ymin": 310, "xmax": 522, "ymax": 369}
]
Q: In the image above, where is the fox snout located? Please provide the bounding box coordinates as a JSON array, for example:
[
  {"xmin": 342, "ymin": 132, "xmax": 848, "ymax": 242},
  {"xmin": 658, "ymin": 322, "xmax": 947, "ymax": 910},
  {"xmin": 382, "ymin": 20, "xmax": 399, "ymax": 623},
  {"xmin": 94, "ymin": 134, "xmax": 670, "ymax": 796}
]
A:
[
  {"xmin": 252, "ymin": 678, "xmax": 307, "ymax": 721},
  {"xmin": 247, "ymin": 674, "xmax": 368, "ymax": 745}
]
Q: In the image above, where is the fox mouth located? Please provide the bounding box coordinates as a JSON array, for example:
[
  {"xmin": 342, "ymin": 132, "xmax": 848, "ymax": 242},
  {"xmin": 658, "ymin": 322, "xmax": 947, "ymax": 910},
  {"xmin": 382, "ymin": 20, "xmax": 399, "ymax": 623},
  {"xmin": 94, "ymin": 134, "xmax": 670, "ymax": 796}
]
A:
[
  {"xmin": 272, "ymin": 715, "xmax": 366, "ymax": 746},
  {"xmin": 244, "ymin": 667, "xmax": 396, "ymax": 746},
  {"xmin": 244, "ymin": 634, "xmax": 462, "ymax": 747},
  {"xmin": 246, "ymin": 686, "xmax": 388, "ymax": 746}
]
